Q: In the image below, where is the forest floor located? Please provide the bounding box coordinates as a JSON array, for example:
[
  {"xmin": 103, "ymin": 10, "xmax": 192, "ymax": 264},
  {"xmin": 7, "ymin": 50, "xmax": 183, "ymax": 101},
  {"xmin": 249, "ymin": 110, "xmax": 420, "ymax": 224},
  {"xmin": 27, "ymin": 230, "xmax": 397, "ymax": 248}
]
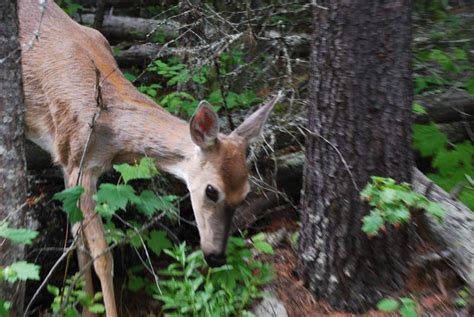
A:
[{"xmin": 254, "ymin": 207, "xmax": 467, "ymax": 317}]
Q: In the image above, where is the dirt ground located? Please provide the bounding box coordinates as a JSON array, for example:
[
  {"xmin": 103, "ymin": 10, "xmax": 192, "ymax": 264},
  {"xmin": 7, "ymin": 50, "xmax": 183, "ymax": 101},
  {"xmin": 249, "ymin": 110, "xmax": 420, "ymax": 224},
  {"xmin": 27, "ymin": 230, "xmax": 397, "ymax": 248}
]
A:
[{"xmin": 260, "ymin": 209, "xmax": 468, "ymax": 317}]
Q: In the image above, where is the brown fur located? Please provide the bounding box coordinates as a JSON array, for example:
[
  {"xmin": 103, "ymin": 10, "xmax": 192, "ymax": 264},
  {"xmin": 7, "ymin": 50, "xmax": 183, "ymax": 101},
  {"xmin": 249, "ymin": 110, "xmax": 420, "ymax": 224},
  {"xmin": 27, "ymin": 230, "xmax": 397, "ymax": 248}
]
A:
[{"xmin": 218, "ymin": 138, "xmax": 249, "ymax": 206}]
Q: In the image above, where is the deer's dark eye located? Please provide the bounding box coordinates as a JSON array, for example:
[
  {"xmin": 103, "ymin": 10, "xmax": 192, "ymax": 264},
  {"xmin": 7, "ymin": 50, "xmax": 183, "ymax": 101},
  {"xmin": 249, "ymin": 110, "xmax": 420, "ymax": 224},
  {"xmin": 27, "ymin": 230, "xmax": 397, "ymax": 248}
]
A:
[{"xmin": 205, "ymin": 185, "xmax": 219, "ymax": 202}]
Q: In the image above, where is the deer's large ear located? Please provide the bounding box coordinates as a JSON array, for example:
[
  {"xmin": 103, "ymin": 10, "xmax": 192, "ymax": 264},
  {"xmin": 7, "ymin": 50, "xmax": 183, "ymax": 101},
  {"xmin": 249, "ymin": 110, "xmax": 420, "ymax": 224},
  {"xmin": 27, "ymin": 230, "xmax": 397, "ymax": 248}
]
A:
[
  {"xmin": 190, "ymin": 101, "xmax": 219, "ymax": 149},
  {"xmin": 231, "ymin": 92, "xmax": 283, "ymax": 144}
]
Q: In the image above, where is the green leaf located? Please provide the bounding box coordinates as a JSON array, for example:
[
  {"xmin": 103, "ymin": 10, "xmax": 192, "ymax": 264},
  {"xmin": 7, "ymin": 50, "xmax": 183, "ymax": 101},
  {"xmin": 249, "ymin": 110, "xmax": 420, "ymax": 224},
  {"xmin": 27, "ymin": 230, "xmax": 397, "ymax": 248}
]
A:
[
  {"xmin": 454, "ymin": 48, "xmax": 467, "ymax": 61},
  {"xmin": 399, "ymin": 297, "xmax": 415, "ymax": 306},
  {"xmin": 0, "ymin": 222, "xmax": 38, "ymax": 245},
  {"xmin": 8, "ymin": 261, "xmax": 40, "ymax": 282},
  {"xmin": 380, "ymin": 188, "xmax": 398, "ymax": 203},
  {"xmin": 413, "ymin": 123, "xmax": 448, "ymax": 157},
  {"xmin": 126, "ymin": 229, "xmax": 142, "ymax": 248},
  {"xmin": 362, "ymin": 212, "xmax": 384, "ymax": 234},
  {"xmin": 253, "ymin": 241, "xmax": 274, "ymax": 254},
  {"xmin": 425, "ymin": 202, "xmax": 444, "ymax": 222},
  {"xmin": 53, "ymin": 186, "xmax": 85, "ymax": 224},
  {"xmin": 127, "ymin": 274, "xmax": 145, "ymax": 292},
  {"xmin": 87, "ymin": 303, "xmax": 105, "ymax": 314},
  {"xmin": 466, "ymin": 77, "xmax": 474, "ymax": 95},
  {"xmin": 429, "ymin": 49, "xmax": 455, "ymax": 72},
  {"xmin": 251, "ymin": 232, "xmax": 266, "ymax": 242},
  {"xmin": 47, "ymin": 284, "xmax": 60, "ymax": 296},
  {"xmin": 377, "ymin": 298, "xmax": 400, "ymax": 312},
  {"xmin": 132, "ymin": 190, "xmax": 166, "ymax": 217},
  {"xmin": 94, "ymin": 184, "xmax": 136, "ymax": 217},
  {"xmin": 0, "ymin": 300, "xmax": 9, "ymax": 317},
  {"xmin": 412, "ymin": 102, "xmax": 427, "ymax": 114},
  {"xmin": 400, "ymin": 305, "xmax": 417, "ymax": 317},
  {"xmin": 146, "ymin": 230, "xmax": 172, "ymax": 256},
  {"xmin": 113, "ymin": 157, "xmax": 159, "ymax": 184},
  {"xmin": 393, "ymin": 206, "xmax": 411, "ymax": 223}
]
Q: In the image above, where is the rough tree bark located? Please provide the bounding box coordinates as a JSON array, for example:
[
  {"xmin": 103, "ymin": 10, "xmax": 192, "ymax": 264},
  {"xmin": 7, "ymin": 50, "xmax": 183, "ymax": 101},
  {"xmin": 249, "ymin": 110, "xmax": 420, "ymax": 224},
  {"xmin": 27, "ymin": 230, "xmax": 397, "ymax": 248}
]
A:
[
  {"xmin": 0, "ymin": 0, "xmax": 29, "ymax": 314},
  {"xmin": 298, "ymin": 1, "xmax": 414, "ymax": 311}
]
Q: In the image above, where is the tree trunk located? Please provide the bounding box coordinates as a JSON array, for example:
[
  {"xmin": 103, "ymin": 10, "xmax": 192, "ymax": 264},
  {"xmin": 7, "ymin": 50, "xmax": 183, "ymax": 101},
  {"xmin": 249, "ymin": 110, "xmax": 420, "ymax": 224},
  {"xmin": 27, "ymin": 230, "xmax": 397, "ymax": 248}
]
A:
[
  {"xmin": 298, "ymin": 1, "xmax": 414, "ymax": 312},
  {"xmin": 0, "ymin": 0, "xmax": 28, "ymax": 314}
]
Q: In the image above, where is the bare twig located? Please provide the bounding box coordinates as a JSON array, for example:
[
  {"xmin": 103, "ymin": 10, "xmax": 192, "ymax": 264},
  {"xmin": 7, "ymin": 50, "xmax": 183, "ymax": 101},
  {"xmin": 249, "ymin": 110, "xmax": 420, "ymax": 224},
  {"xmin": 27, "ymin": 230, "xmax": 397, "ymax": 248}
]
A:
[
  {"xmin": 301, "ymin": 126, "xmax": 360, "ymax": 192},
  {"xmin": 23, "ymin": 235, "xmax": 79, "ymax": 316}
]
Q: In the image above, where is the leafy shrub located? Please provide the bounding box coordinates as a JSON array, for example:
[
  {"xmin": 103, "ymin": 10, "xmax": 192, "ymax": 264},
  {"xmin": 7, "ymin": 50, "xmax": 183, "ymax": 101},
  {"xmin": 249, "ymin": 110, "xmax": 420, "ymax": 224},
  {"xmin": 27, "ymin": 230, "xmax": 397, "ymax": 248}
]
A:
[
  {"xmin": 413, "ymin": 122, "xmax": 474, "ymax": 210},
  {"xmin": 48, "ymin": 273, "xmax": 104, "ymax": 316},
  {"xmin": 54, "ymin": 157, "xmax": 178, "ymax": 224},
  {"xmin": 154, "ymin": 235, "xmax": 273, "ymax": 317},
  {"xmin": 53, "ymin": 158, "xmax": 273, "ymax": 315},
  {"xmin": 127, "ymin": 49, "xmax": 262, "ymax": 117},
  {"xmin": 361, "ymin": 176, "xmax": 444, "ymax": 235},
  {"xmin": 0, "ymin": 222, "xmax": 40, "ymax": 317}
]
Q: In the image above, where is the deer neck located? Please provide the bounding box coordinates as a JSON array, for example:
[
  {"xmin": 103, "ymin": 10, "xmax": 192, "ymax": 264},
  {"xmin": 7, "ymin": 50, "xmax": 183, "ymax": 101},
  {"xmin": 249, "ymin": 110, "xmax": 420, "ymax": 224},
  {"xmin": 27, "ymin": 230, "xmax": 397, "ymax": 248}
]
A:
[{"xmin": 107, "ymin": 101, "xmax": 197, "ymax": 182}]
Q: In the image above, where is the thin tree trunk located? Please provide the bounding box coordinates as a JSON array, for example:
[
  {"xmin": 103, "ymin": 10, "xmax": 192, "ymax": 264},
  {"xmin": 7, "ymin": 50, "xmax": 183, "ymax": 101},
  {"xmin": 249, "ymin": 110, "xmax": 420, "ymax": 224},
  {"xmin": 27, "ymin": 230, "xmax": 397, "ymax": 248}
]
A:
[
  {"xmin": 93, "ymin": 0, "xmax": 107, "ymax": 31},
  {"xmin": 298, "ymin": 1, "xmax": 414, "ymax": 312},
  {"xmin": 0, "ymin": 0, "xmax": 28, "ymax": 315}
]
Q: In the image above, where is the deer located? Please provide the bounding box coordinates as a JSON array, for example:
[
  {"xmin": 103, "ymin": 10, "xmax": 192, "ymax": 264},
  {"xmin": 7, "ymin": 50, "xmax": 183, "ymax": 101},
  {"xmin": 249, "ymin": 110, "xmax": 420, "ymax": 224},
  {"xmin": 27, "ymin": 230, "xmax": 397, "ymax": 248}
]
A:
[{"xmin": 18, "ymin": 0, "xmax": 281, "ymax": 316}]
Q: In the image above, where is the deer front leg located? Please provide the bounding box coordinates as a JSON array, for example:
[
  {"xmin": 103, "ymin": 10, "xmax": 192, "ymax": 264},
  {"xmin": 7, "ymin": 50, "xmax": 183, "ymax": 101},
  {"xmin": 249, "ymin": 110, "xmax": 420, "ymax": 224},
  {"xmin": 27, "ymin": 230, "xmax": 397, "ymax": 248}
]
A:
[
  {"xmin": 82, "ymin": 215, "xmax": 117, "ymax": 317},
  {"xmin": 71, "ymin": 223, "xmax": 96, "ymax": 317},
  {"xmin": 71, "ymin": 169, "xmax": 118, "ymax": 317},
  {"xmin": 65, "ymin": 172, "xmax": 96, "ymax": 317}
]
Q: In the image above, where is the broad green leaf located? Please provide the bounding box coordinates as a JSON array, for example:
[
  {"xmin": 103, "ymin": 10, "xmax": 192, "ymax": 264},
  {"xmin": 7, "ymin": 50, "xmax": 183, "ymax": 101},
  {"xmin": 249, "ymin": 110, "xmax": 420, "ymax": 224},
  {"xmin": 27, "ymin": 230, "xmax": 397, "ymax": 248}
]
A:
[
  {"xmin": 459, "ymin": 189, "xmax": 474, "ymax": 211},
  {"xmin": 380, "ymin": 188, "xmax": 398, "ymax": 203},
  {"xmin": 251, "ymin": 232, "xmax": 266, "ymax": 242},
  {"xmin": 0, "ymin": 222, "xmax": 38, "ymax": 245},
  {"xmin": 412, "ymin": 102, "xmax": 427, "ymax": 114},
  {"xmin": 398, "ymin": 191, "xmax": 418, "ymax": 205},
  {"xmin": 399, "ymin": 297, "xmax": 415, "ymax": 306},
  {"xmin": 413, "ymin": 123, "xmax": 448, "ymax": 157},
  {"xmin": 0, "ymin": 300, "xmax": 9, "ymax": 317},
  {"xmin": 126, "ymin": 229, "xmax": 142, "ymax": 248},
  {"xmin": 128, "ymin": 274, "xmax": 145, "ymax": 292},
  {"xmin": 362, "ymin": 212, "xmax": 384, "ymax": 234},
  {"xmin": 132, "ymin": 190, "xmax": 165, "ymax": 217},
  {"xmin": 454, "ymin": 48, "xmax": 467, "ymax": 61},
  {"xmin": 425, "ymin": 203, "xmax": 444, "ymax": 222},
  {"xmin": 123, "ymin": 72, "xmax": 136, "ymax": 82},
  {"xmin": 8, "ymin": 261, "xmax": 40, "ymax": 282},
  {"xmin": 400, "ymin": 305, "xmax": 417, "ymax": 317},
  {"xmin": 113, "ymin": 157, "xmax": 159, "ymax": 184},
  {"xmin": 376, "ymin": 298, "xmax": 400, "ymax": 312},
  {"xmin": 147, "ymin": 230, "xmax": 172, "ymax": 256},
  {"xmin": 87, "ymin": 303, "xmax": 105, "ymax": 314},
  {"xmin": 53, "ymin": 186, "xmax": 85, "ymax": 224},
  {"xmin": 93, "ymin": 292, "xmax": 103, "ymax": 301},
  {"xmin": 94, "ymin": 184, "xmax": 136, "ymax": 217},
  {"xmin": 466, "ymin": 77, "xmax": 474, "ymax": 95},
  {"xmin": 47, "ymin": 284, "xmax": 60, "ymax": 296},
  {"xmin": 253, "ymin": 241, "xmax": 274, "ymax": 254},
  {"xmin": 429, "ymin": 49, "xmax": 455, "ymax": 72}
]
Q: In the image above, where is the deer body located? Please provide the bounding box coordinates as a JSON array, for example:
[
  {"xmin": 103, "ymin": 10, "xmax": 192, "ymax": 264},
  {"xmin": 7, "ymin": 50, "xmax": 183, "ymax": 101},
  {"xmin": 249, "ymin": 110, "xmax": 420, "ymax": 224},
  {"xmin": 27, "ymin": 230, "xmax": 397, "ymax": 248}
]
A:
[{"xmin": 19, "ymin": 1, "xmax": 279, "ymax": 316}]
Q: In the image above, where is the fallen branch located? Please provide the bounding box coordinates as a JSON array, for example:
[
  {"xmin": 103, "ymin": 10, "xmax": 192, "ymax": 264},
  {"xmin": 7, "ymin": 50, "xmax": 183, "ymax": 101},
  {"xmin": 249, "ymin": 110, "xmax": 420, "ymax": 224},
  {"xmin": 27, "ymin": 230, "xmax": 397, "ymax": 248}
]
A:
[
  {"xmin": 113, "ymin": 31, "xmax": 310, "ymax": 67},
  {"xmin": 77, "ymin": 0, "xmax": 163, "ymax": 7},
  {"xmin": 411, "ymin": 169, "xmax": 474, "ymax": 283},
  {"xmin": 76, "ymin": 14, "xmax": 181, "ymax": 41},
  {"xmin": 414, "ymin": 90, "xmax": 474, "ymax": 124}
]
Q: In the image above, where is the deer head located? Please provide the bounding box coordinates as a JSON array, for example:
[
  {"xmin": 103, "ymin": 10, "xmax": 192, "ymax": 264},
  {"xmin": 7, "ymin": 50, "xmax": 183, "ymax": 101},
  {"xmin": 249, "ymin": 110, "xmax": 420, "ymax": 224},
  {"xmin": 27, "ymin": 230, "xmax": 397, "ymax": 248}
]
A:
[{"xmin": 184, "ymin": 94, "xmax": 280, "ymax": 267}]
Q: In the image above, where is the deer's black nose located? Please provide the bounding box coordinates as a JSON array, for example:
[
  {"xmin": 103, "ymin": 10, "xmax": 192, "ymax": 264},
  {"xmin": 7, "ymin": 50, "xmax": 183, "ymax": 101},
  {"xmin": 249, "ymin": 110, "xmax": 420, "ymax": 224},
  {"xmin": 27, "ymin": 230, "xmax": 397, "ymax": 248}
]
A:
[{"xmin": 204, "ymin": 253, "xmax": 227, "ymax": 267}]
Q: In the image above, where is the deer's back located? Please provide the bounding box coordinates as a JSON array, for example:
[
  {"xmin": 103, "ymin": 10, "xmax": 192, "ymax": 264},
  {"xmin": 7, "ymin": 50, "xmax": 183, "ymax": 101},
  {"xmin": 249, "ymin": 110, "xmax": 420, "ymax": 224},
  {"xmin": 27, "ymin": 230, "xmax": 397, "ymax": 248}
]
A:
[{"xmin": 18, "ymin": 0, "xmax": 153, "ymax": 169}]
